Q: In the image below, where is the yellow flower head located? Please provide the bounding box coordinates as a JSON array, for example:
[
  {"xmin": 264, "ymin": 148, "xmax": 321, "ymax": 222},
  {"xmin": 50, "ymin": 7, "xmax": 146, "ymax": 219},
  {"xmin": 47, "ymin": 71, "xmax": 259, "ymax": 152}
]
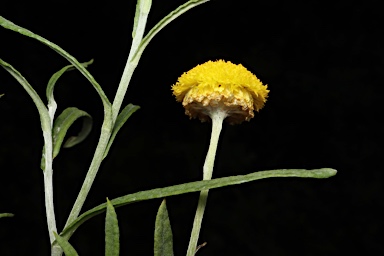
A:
[{"xmin": 172, "ymin": 60, "xmax": 269, "ymax": 124}]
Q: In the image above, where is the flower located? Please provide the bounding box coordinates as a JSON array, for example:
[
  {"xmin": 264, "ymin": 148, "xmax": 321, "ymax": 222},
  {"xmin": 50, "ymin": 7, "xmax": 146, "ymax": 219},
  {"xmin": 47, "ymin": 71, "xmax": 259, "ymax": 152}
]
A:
[{"xmin": 172, "ymin": 60, "xmax": 269, "ymax": 124}]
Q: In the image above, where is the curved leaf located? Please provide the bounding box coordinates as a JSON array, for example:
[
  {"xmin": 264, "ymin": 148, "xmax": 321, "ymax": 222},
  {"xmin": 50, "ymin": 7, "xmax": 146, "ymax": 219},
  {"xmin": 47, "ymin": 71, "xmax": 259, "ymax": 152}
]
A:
[
  {"xmin": 53, "ymin": 107, "xmax": 93, "ymax": 153},
  {"xmin": 0, "ymin": 59, "xmax": 50, "ymax": 126},
  {"xmin": 0, "ymin": 213, "xmax": 14, "ymax": 218},
  {"xmin": 105, "ymin": 198, "xmax": 120, "ymax": 256},
  {"xmin": 46, "ymin": 60, "xmax": 94, "ymax": 122},
  {"xmin": 0, "ymin": 16, "xmax": 111, "ymax": 109},
  {"xmin": 40, "ymin": 107, "xmax": 93, "ymax": 169},
  {"xmin": 59, "ymin": 168, "xmax": 337, "ymax": 241},
  {"xmin": 53, "ymin": 232, "xmax": 79, "ymax": 256},
  {"xmin": 1, "ymin": 58, "xmax": 53, "ymax": 175},
  {"xmin": 103, "ymin": 104, "xmax": 140, "ymax": 159},
  {"xmin": 154, "ymin": 200, "xmax": 174, "ymax": 256}
]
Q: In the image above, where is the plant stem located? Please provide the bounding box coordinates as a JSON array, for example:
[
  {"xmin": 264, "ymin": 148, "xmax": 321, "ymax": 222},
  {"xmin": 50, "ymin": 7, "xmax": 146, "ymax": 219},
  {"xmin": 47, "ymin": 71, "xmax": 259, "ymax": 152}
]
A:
[
  {"xmin": 55, "ymin": 4, "xmax": 151, "ymax": 255},
  {"xmin": 51, "ymin": 244, "xmax": 63, "ymax": 256},
  {"xmin": 43, "ymin": 124, "xmax": 64, "ymax": 256},
  {"xmin": 40, "ymin": 118, "xmax": 59, "ymax": 252},
  {"xmin": 111, "ymin": 0, "xmax": 150, "ymax": 122},
  {"xmin": 52, "ymin": 118, "xmax": 112, "ymax": 256},
  {"xmin": 44, "ymin": 170, "xmax": 57, "ymax": 243},
  {"xmin": 63, "ymin": 1, "xmax": 151, "ymax": 233},
  {"xmin": 63, "ymin": 118, "xmax": 113, "ymax": 229},
  {"xmin": 186, "ymin": 109, "xmax": 226, "ymax": 256},
  {"xmin": 43, "ymin": 135, "xmax": 57, "ymax": 246}
]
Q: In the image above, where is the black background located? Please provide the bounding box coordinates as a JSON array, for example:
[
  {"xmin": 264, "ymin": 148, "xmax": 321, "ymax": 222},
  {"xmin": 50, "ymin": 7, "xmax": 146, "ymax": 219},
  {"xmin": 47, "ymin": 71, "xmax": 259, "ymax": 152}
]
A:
[{"xmin": 1, "ymin": 0, "xmax": 383, "ymax": 255}]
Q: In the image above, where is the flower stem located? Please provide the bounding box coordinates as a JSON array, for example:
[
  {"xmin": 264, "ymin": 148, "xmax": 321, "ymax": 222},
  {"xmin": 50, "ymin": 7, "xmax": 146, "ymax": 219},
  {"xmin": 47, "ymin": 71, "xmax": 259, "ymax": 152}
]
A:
[{"xmin": 186, "ymin": 109, "xmax": 226, "ymax": 256}]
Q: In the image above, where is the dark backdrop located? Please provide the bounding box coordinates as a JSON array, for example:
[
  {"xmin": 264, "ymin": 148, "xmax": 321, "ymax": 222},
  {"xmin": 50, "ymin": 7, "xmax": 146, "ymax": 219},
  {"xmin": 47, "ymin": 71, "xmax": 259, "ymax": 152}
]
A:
[{"xmin": 1, "ymin": 0, "xmax": 383, "ymax": 255}]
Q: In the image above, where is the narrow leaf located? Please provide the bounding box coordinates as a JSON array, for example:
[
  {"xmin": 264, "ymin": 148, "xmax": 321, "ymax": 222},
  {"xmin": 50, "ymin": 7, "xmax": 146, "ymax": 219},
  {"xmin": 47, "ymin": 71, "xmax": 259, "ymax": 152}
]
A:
[
  {"xmin": 40, "ymin": 107, "xmax": 92, "ymax": 169},
  {"xmin": 131, "ymin": 0, "xmax": 210, "ymax": 62},
  {"xmin": 0, "ymin": 213, "xmax": 14, "ymax": 218},
  {"xmin": 154, "ymin": 200, "xmax": 174, "ymax": 256},
  {"xmin": 132, "ymin": 0, "xmax": 152, "ymax": 41},
  {"xmin": 105, "ymin": 198, "xmax": 120, "ymax": 256},
  {"xmin": 0, "ymin": 59, "xmax": 52, "ymax": 172},
  {"xmin": 132, "ymin": 0, "xmax": 141, "ymax": 38},
  {"xmin": 54, "ymin": 107, "xmax": 92, "ymax": 152},
  {"xmin": 0, "ymin": 16, "xmax": 111, "ymax": 109},
  {"xmin": 0, "ymin": 59, "xmax": 49, "ymax": 123},
  {"xmin": 60, "ymin": 168, "xmax": 337, "ymax": 241},
  {"xmin": 53, "ymin": 232, "xmax": 79, "ymax": 256},
  {"xmin": 41, "ymin": 107, "xmax": 93, "ymax": 166},
  {"xmin": 46, "ymin": 60, "xmax": 94, "ymax": 121},
  {"xmin": 103, "ymin": 104, "xmax": 140, "ymax": 159},
  {"xmin": 60, "ymin": 110, "xmax": 93, "ymax": 149}
]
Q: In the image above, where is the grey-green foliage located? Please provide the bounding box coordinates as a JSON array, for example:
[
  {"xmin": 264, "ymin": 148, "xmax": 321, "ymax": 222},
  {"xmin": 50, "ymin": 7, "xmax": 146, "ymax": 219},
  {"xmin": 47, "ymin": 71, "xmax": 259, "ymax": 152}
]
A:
[
  {"xmin": 41, "ymin": 107, "xmax": 93, "ymax": 170},
  {"xmin": 0, "ymin": 213, "xmax": 14, "ymax": 218},
  {"xmin": 0, "ymin": 58, "xmax": 51, "ymax": 140},
  {"xmin": 0, "ymin": 46, "xmax": 97, "ymax": 173},
  {"xmin": 131, "ymin": 0, "xmax": 210, "ymax": 63},
  {"xmin": 54, "ymin": 232, "xmax": 79, "ymax": 256},
  {"xmin": 105, "ymin": 199, "xmax": 120, "ymax": 256},
  {"xmin": 1, "ymin": 1, "xmax": 337, "ymax": 255},
  {"xmin": 103, "ymin": 104, "xmax": 140, "ymax": 160},
  {"xmin": 53, "ymin": 107, "xmax": 92, "ymax": 151},
  {"xmin": 46, "ymin": 59, "xmax": 94, "ymax": 120},
  {"xmin": 0, "ymin": 16, "xmax": 111, "ymax": 109},
  {"xmin": 154, "ymin": 200, "xmax": 174, "ymax": 256},
  {"xmin": 60, "ymin": 168, "xmax": 337, "ymax": 241}
]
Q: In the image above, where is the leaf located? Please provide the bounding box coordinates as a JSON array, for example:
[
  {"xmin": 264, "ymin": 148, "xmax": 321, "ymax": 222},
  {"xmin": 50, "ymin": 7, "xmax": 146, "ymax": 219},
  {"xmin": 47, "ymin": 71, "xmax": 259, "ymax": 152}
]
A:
[
  {"xmin": 103, "ymin": 104, "xmax": 140, "ymax": 159},
  {"xmin": 0, "ymin": 59, "xmax": 50, "ymax": 124},
  {"xmin": 0, "ymin": 93, "xmax": 4, "ymax": 98},
  {"xmin": 154, "ymin": 200, "xmax": 174, "ymax": 256},
  {"xmin": 132, "ymin": 0, "xmax": 140, "ymax": 39},
  {"xmin": 53, "ymin": 107, "xmax": 92, "ymax": 153},
  {"xmin": 105, "ymin": 198, "xmax": 120, "ymax": 256},
  {"xmin": 0, "ymin": 59, "xmax": 52, "ymax": 172},
  {"xmin": 40, "ymin": 107, "xmax": 92, "ymax": 169},
  {"xmin": 132, "ymin": 0, "xmax": 152, "ymax": 38},
  {"xmin": 0, "ymin": 213, "xmax": 14, "ymax": 218},
  {"xmin": 46, "ymin": 60, "xmax": 94, "ymax": 122},
  {"xmin": 131, "ymin": 0, "xmax": 210, "ymax": 63},
  {"xmin": 53, "ymin": 232, "xmax": 79, "ymax": 256},
  {"xmin": 0, "ymin": 16, "xmax": 111, "ymax": 109},
  {"xmin": 59, "ymin": 168, "xmax": 337, "ymax": 241}
]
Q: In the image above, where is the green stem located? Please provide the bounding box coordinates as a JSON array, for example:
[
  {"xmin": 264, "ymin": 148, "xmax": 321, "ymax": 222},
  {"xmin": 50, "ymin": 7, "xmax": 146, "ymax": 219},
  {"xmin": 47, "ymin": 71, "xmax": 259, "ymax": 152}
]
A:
[
  {"xmin": 51, "ymin": 244, "xmax": 63, "ymax": 256},
  {"xmin": 186, "ymin": 109, "xmax": 226, "ymax": 256},
  {"xmin": 43, "ymin": 130, "xmax": 57, "ymax": 246},
  {"xmin": 111, "ymin": 0, "xmax": 150, "ymax": 122},
  {"xmin": 52, "ymin": 117, "xmax": 112, "ymax": 256},
  {"xmin": 62, "ymin": 0, "xmax": 151, "ymax": 238},
  {"xmin": 53, "ymin": 4, "xmax": 151, "ymax": 256},
  {"xmin": 63, "ymin": 117, "xmax": 113, "ymax": 229}
]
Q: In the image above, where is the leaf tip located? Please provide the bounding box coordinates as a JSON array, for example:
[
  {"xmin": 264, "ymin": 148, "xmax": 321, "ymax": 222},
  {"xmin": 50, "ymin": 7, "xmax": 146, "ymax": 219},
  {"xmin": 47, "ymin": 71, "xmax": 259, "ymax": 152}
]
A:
[
  {"xmin": 0, "ymin": 213, "xmax": 15, "ymax": 218},
  {"xmin": 316, "ymin": 168, "xmax": 337, "ymax": 178}
]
